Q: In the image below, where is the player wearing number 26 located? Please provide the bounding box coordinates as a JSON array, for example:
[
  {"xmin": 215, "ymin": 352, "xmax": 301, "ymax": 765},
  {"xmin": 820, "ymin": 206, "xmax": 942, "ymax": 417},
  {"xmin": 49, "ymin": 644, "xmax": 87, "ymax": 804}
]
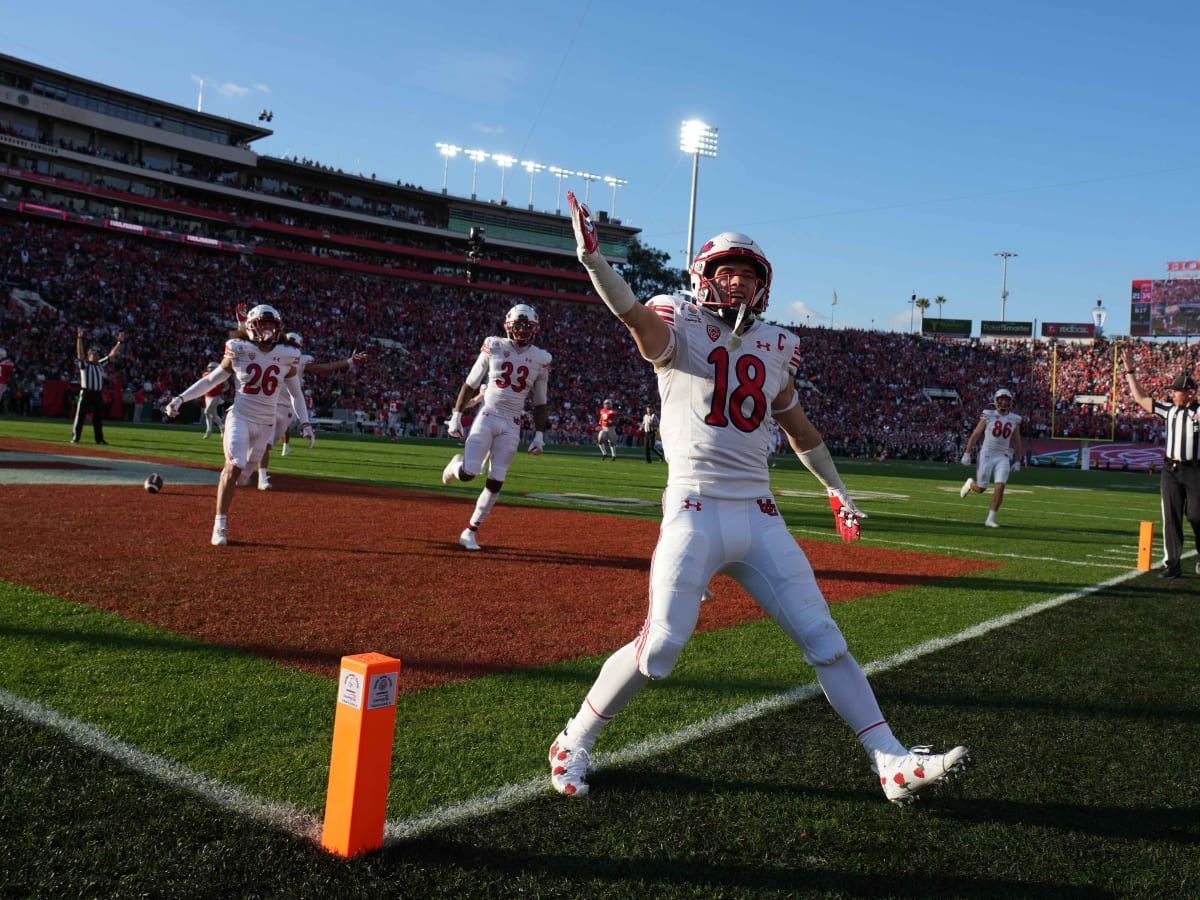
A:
[
  {"xmin": 547, "ymin": 192, "xmax": 969, "ymax": 805},
  {"xmin": 165, "ymin": 304, "xmax": 313, "ymax": 546}
]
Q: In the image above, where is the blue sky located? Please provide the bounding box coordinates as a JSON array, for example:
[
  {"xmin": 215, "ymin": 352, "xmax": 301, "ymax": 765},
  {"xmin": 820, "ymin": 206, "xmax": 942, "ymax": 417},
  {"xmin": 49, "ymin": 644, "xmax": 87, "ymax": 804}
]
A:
[{"xmin": 6, "ymin": 1, "xmax": 1199, "ymax": 335}]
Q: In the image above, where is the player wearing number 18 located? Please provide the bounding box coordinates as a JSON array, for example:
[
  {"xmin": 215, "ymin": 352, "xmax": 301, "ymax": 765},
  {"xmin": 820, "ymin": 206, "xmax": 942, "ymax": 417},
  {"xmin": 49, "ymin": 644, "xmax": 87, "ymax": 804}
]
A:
[{"xmin": 547, "ymin": 192, "xmax": 970, "ymax": 805}]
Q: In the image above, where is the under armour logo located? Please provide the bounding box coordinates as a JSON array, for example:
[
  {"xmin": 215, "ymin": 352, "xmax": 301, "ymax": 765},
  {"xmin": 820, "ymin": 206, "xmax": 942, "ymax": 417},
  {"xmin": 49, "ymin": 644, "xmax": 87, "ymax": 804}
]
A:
[
  {"xmin": 755, "ymin": 341, "xmax": 772, "ymax": 351},
  {"xmin": 682, "ymin": 499, "xmax": 703, "ymax": 511},
  {"xmin": 756, "ymin": 498, "xmax": 779, "ymax": 516}
]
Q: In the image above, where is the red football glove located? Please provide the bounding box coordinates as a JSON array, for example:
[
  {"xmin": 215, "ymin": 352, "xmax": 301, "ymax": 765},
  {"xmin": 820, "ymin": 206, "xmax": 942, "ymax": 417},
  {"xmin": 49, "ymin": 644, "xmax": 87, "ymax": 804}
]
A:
[
  {"xmin": 568, "ymin": 191, "xmax": 599, "ymax": 256},
  {"xmin": 235, "ymin": 303, "xmax": 248, "ymax": 327},
  {"xmin": 829, "ymin": 493, "xmax": 864, "ymax": 543}
]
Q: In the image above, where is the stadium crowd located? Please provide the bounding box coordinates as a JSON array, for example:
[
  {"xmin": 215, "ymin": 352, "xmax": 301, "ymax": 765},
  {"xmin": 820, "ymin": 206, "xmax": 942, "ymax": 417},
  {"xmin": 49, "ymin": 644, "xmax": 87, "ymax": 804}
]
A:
[{"xmin": 0, "ymin": 214, "xmax": 1188, "ymax": 455}]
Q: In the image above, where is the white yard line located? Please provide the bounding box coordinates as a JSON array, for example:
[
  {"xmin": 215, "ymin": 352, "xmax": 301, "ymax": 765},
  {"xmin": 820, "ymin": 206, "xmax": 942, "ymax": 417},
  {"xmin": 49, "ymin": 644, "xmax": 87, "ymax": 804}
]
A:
[
  {"xmin": 0, "ymin": 564, "xmax": 1159, "ymax": 848},
  {"xmin": 0, "ymin": 688, "xmax": 323, "ymax": 841}
]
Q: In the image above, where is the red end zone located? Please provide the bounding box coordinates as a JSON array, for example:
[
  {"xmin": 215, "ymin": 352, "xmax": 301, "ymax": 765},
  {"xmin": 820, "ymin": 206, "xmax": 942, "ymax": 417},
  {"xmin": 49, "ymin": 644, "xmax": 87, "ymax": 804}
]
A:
[{"xmin": 1, "ymin": 442, "xmax": 997, "ymax": 692}]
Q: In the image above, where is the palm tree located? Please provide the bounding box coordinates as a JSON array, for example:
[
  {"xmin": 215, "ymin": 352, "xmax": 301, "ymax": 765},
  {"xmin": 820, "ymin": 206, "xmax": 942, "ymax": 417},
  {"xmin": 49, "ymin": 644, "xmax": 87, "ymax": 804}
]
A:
[
  {"xmin": 935, "ymin": 295, "xmax": 947, "ymax": 318},
  {"xmin": 916, "ymin": 297, "xmax": 931, "ymax": 331}
]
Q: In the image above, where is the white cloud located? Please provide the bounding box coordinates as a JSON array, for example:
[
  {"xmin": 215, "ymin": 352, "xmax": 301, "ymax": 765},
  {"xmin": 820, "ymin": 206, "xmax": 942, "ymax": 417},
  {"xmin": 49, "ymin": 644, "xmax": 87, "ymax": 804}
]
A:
[
  {"xmin": 188, "ymin": 75, "xmax": 270, "ymax": 98},
  {"xmin": 215, "ymin": 81, "xmax": 251, "ymax": 98}
]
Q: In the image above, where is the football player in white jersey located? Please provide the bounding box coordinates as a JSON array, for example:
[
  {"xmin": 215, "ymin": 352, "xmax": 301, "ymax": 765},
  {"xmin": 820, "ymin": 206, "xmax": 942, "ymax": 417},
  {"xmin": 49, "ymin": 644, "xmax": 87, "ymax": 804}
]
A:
[
  {"xmin": 238, "ymin": 331, "xmax": 367, "ymax": 490},
  {"xmin": 547, "ymin": 192, "xmax": 969, "ymax": 805},
  {"xmin": 441, "ymin": 303, "xmax": 551, "ymax": 551},
  {"xmin": 959, "ymin": 388, "xmax": 1024, "ymax": 527},
  {"xmin": 166, "ymin": 304, "xmax": 313, "ymax": 545}
]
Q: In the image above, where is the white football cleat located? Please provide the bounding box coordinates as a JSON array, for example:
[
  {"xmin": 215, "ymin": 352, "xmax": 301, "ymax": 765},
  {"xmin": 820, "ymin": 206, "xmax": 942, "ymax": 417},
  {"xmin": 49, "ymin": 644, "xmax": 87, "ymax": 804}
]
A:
[
  {"xmin": 257, "ymin": 475, "xmax": 272, "ymax": 491},
  {"xmin": 984, "ymin": 515, "xmax": 998, "ymax": 528},
  {"xmin": 442, "ymin": 453, "xmax": 463, "ymax": 486},
  {"xmin": 959, "ymin": 478, "xmax": 972, "ymax": 499},
  {"xmin": 875, "ymin": 745, "xmax": 970, "ymax": 805},
  {"xmin": 211, "ymin": 525, "xmax": 228, "ymax": 547},
  {"xmin": 549, "ymin": 729, "xmax": 591, "ymax": 797},
  {"xmin": 459, "ymin": 528, "xmax": 481, "ymax": 551}
]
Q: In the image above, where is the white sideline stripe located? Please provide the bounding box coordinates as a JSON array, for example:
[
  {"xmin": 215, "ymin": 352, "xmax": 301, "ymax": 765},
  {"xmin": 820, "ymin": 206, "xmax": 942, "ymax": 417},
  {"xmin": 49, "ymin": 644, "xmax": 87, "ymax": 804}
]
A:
[
  {"xmin": 0, "ymin": 688, "xmax": 322, "ymax": 842},
  {"xmin": 381, "ymin": 566, "xmax": 1146, "ymax": 844},
  {"xmin": 0, "ymin": 566, "xmax": 1150, "ymax": 848},
  {"xmin": 788, "ymin": 526, "xmax": 1134, "ymax": 569}
]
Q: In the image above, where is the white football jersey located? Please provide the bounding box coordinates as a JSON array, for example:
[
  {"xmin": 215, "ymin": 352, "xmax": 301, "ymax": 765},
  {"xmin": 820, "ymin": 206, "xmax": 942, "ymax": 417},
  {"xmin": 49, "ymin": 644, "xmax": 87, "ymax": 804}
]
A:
[
  {"xmin": 465, "ymin": 337, "xmax": 552, "ymax": 419},
  {"xmin": 223, "ymin": 339, "xmax": 302, "ymax": 426},
  {"xmin": 978, "ymin": 409, "xmax": 1022, "ymax": 457},
  {"xmin": 650, "ymin": 295, "xmax": 803, "ymax": 499}
]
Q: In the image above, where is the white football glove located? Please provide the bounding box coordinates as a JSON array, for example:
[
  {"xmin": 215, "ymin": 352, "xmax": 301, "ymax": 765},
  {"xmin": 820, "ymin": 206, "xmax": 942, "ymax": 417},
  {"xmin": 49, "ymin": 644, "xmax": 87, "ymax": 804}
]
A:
[
  {"xmin": 447, "ymin": 410, "xmax": 464, "ymax": 439},
  {"xmin": 166, "ymin": 396, "xmax": 183, "ymax": 418},
  {"xmin": 1011, "ymin": 459, "xmax": 1021, "ymax": 473},
  {"xmin": 960, "ymin": 452, "xmax": 972, "ymax": 465},
  {"xmin": 528, "ymin": 431, "xmax": 545, "ymax": 455},
  {"xmin": 302, "ymin": 423, "xmax": 316, "ymax": 449}
]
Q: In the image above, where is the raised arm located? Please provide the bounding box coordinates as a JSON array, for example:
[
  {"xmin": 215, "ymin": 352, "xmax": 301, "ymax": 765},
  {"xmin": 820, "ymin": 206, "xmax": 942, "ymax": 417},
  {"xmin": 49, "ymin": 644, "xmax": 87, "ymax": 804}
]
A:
[
  {"xmin": 1121, "ymin": 347, "xmax": 1154, "ymax": 414},
  {"xmin": 569, "ymin": 192, "xmax": 673, "ymax": 365},
  {"xmin": 304, "ymin": 348, "xmax": 367, "ymax": 376}
]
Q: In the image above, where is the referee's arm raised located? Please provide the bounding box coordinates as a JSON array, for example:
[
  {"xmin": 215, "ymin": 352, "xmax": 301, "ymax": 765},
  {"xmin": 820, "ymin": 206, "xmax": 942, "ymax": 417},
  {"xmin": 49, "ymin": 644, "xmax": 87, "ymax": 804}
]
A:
[{"xmin": 1120, "ymin": 347, "xmax": 1154, "ymax": 414}]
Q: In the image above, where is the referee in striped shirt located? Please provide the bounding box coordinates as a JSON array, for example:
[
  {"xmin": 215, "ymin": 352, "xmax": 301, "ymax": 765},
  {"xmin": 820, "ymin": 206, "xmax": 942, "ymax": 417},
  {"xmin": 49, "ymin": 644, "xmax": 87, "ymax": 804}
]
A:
[
  {"xmin": 71, "ymin": 326, "xmax": 123, "ymax": 445},
  {"xmin": 1122, "ymin": 348, "xmax": 1200, "ymax": 579}
]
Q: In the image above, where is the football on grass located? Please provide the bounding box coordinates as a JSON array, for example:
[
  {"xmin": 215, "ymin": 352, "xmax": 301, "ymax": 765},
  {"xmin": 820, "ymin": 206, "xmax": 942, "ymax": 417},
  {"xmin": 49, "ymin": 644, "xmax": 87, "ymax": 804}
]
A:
[{"xmin": 144, "ymin": 473, "xmax": 164, "ymax": 494}]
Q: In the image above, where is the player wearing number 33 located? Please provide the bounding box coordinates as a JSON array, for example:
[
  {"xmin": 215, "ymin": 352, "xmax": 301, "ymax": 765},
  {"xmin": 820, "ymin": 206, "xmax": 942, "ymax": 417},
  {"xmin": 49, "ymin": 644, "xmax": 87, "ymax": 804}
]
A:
[
  {"xmin": 441, "ymin": 303, "xmax": 551, "ymax": 551},
  {"xmin": 548, "ymin": 192, "xmax": 970, "ymax": 805},
  {"xmin": 165, "ymin": 304, "xmax": 313, "ymax": 546},
  {"xmin": 958, "ymin": 388, "xmax": 1024, "ymax": 528}
]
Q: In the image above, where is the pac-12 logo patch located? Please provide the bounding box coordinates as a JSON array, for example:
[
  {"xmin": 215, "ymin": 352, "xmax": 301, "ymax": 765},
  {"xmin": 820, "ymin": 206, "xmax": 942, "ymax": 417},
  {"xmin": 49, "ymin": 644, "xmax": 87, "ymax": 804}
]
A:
[{"xmin": 707, "ymin": 324, "xmax": 721, "ymax": 342}]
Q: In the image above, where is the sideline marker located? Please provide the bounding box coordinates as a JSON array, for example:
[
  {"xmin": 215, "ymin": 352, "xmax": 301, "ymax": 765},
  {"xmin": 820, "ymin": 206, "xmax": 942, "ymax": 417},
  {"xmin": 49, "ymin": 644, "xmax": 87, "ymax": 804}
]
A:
[
  {"xmin": 1137, "ymin": 521, "xmax": 1154, "ymax": 571},
  {"xmin": 320, "ymin": 652, "xmax": 401, "ymax": 857}
]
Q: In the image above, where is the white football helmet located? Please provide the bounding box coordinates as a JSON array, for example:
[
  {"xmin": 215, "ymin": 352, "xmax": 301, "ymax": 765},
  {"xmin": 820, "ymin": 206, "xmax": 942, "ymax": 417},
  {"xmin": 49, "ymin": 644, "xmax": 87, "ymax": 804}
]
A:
[
  {"xmin": 689, "ymin": 233, "xmax": 773, "ymax": 332},
  {"xmin": 286, "ymin": 332, "xmax": 304, "ymax": 348},
  {"xmin": 994, "ymin": 388, "xmax": 1014, "ymax": 409},
  {"xmin": 245, "ymin": 304, "xmax": 283, "ymax": 343},
  {"xmin": 504, "ymin": 304, "xmax": 540, "ymax": 347}
]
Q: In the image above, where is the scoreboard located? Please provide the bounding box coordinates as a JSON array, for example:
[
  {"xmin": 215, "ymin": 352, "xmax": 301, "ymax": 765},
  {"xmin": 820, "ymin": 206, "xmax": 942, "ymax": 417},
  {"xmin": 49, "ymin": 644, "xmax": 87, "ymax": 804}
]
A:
[{"xmin": 1130, "ymin": 279, "xmax": 1200, "ymax": 336}]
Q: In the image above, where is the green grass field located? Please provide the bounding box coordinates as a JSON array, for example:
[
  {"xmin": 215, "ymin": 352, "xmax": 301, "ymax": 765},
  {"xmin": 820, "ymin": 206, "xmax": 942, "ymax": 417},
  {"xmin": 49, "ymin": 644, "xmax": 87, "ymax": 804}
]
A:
[{"xmin": 2, "ymin": 418, "xmax": 1197, "ymax": 898}]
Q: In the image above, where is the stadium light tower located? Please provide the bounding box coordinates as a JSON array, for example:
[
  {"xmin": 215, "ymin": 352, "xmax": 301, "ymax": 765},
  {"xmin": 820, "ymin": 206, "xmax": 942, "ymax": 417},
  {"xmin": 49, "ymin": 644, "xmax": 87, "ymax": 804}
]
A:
[
  {"xmin": 577, "ymin": 171, "xmax": 601, "ymax": 206},
  {"xmin": 680, "ymin": 119, "xmax": 718, "ymax": 266},
  {"xmin": 436, "ymin": 142, "xmax": 461, "ymax": 195},
  {"xmin": 549, "ymin": 166, "xmax": 574, "ymax": 215},
  {"xmin": 994, "ymin": 251, "xmax": 1018, "ymax": 322},
  {"xmin": 1092, "ymin": 298, "xmax": 1107, "ymax": 339},
  {"xmin": 493, "ymin": 154, "xmax": 517, "ymax": 204},
  {"xmin": 522, "ymin": 161, "xmax": 545, "ymax": 210},
  {"xmin": 604, "ymin": 176, "xmax": 628, "ymax": 218},
  {"xmin": 465, "ymin": 149, "xmax": 489, "ymax": 200}
]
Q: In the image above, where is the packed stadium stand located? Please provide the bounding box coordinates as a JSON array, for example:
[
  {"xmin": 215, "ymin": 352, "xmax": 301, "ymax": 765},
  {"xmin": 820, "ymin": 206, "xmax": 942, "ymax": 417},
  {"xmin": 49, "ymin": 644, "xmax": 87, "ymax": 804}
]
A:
[{"xmin": 0, "ymin": 52, "xmax": 1189, "ymax": 460}]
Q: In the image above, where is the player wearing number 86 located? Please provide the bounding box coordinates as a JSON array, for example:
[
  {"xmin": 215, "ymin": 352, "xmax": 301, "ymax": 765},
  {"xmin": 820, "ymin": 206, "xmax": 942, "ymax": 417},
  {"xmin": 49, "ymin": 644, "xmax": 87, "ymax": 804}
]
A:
[
  {"xmin": 959, "ymin": 388, "xmax": 1024, "ymax": 528},
  {"xmin": 548, "ymin": 192, "xmax": 970, "ymax": 804}
]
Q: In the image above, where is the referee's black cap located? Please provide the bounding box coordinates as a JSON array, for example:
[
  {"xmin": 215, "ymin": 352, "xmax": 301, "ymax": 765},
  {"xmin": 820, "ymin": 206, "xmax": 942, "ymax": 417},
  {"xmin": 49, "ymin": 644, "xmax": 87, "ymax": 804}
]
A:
[{"xmin": 1169, "ymin": 374, "xmax": 1197, "ymax": 391}]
